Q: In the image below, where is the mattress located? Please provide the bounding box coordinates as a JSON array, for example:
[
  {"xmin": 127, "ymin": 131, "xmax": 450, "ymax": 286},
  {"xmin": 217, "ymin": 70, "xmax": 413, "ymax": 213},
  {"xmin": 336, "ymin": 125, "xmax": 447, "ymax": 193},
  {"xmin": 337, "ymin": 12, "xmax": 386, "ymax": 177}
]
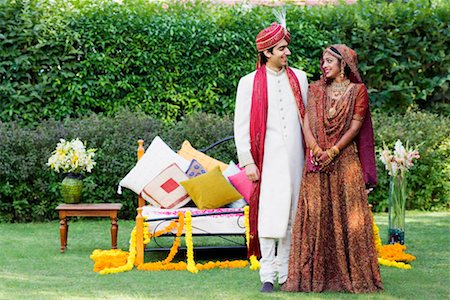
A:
[{"xmin": 142, "ymin": 206, "xmax": 246, "ymax": 235}]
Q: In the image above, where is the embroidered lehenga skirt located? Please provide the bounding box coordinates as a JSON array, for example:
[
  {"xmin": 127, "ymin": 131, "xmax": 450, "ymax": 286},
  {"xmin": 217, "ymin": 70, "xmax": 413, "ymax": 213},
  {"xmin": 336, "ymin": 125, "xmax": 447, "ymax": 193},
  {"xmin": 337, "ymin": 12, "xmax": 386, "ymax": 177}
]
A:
[{"xmin": 283, "ymin": 145, "xmax": 383, "ymax": 293}]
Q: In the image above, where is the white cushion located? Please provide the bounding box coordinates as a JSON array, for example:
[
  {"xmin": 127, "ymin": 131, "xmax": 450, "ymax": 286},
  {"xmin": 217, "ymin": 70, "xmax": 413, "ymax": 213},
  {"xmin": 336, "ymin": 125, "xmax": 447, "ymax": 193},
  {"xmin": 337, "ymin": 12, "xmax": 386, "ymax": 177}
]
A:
[
  {"xmin": 222, "ymin": 161, "xmax": 241, "ymax": 178},
  {"xmin": 141, "ymin": 163, "xmax": 191, "ymax": 209},
  {"xmin": 226, "ymin": 198, "xmax": 247, "ymax": 209},
  {"xmin": 118, "ymin": 136, "xmax": 190, "ymax": 195}
]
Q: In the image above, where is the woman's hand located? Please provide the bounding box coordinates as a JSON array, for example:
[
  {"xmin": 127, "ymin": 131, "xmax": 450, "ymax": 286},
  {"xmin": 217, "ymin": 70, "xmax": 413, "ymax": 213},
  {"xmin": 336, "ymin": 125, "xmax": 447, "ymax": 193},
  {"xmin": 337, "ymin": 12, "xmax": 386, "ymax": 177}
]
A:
[
  {"xmin": 365, "ymin": 188, "xmax": 374, "ymax": 194},
  {"xmin": 317, "ymin": 150, "xmax": 330, "ymax": 165},
  {"xmin": 245, "ymin": 163, "xmax": 260, "ymax": 182}
]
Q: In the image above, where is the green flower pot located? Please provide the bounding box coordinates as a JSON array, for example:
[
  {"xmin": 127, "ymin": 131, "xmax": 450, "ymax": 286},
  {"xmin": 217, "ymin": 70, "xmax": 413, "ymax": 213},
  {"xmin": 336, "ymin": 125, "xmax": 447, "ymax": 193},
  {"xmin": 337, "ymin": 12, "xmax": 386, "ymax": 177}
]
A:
[{"xmin": 61, "ymin": 173, "xmax": 83, "ymax": 204}]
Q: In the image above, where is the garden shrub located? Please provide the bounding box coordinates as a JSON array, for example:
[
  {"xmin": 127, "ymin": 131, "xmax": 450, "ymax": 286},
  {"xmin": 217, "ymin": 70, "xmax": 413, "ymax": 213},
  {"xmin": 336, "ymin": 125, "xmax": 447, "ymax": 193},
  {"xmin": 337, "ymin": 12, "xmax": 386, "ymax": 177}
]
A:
[
  {"xmin": 0, "ymin": 110, "xmax": 164, "ymax": 222},
  {"xmin": 0, "ymin": 110, "xmax": 448, "ymax": 222},
  {"xmin": 0, "ymin": 110, "xmax": 235, "ymax": 222},
  {"xmin": 370, "ymin": 110, "xmax": 450, "ymax": 212},
  {"xmin": 1, "ymin": 0, "xmax": 448, "ymax": 124},
  {"xmin": 304, "ymin": 0, "xmax": 450, "ymax": 111},
  {"xmin": 164, "ymin": 113, "xmax": 235, "ymax": 163}
]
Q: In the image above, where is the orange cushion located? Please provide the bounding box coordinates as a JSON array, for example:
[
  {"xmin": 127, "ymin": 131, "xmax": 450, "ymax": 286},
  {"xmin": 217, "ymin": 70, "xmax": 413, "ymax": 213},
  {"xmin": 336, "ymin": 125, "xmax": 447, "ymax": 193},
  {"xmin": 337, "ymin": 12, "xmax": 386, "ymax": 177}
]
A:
[{"xmin": 177, "ymin": 140, "xmax": 228, "ymax": 172}]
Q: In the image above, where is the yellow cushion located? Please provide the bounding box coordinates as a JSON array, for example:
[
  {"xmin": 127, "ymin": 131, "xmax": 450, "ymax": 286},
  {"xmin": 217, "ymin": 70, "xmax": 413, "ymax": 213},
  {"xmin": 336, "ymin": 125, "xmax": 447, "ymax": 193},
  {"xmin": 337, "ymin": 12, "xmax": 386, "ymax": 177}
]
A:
[
  {"xmin": 177, "ymin": 140, "xmax": 228, "ymax": 172},
  {"xmin": 180, "ymin": 166, "xmax": 243, "ymax": 209}
]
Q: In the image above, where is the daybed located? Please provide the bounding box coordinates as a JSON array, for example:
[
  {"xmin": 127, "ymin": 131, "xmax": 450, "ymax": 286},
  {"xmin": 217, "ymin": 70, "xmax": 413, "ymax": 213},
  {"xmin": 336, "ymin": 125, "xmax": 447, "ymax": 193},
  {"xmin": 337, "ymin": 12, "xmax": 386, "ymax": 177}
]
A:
[{"xmin": 119, "ymin": 137, "xmax": 251, "ymax": 266}]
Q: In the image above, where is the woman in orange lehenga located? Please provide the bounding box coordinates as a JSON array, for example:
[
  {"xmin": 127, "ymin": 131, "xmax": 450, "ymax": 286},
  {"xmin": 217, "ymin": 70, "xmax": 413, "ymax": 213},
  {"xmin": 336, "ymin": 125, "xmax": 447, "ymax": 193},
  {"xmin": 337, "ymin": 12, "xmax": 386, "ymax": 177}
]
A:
[{"xmin": 282, "ymin": 44, "xmax": 383, "ymax": 293}]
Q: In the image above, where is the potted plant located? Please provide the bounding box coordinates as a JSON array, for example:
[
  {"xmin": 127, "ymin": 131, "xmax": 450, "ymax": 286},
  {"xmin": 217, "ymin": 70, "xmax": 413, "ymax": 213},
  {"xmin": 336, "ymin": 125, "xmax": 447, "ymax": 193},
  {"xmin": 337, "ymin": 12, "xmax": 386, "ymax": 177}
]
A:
[{"xmin": 47, "ymin": 138, "xmax": 96, "ymax": 203}]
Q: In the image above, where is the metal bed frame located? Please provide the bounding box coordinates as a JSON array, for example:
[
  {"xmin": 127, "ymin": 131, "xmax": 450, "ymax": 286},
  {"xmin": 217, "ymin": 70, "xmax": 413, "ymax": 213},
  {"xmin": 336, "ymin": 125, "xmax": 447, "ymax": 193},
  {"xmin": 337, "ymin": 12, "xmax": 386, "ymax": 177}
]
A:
[{"xmin": 134, "ymin": 136, "xmax": 248, "ymax": 263}]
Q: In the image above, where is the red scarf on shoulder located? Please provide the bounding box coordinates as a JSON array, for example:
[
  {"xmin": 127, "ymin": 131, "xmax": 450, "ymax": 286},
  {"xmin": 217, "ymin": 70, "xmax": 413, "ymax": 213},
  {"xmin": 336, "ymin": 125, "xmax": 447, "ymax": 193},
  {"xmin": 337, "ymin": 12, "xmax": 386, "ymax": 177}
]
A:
[{"xmin": 248, "ymin": 65, "xmax": 305, "ymax": 258}]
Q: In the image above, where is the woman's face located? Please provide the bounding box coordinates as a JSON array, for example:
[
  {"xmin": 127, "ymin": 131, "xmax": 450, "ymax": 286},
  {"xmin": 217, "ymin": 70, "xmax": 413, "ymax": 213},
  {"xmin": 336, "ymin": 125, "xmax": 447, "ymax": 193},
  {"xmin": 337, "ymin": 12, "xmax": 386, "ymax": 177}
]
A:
[{"xmin": 322, "ymin": 52, "xmax": 341, "ymax": 79}]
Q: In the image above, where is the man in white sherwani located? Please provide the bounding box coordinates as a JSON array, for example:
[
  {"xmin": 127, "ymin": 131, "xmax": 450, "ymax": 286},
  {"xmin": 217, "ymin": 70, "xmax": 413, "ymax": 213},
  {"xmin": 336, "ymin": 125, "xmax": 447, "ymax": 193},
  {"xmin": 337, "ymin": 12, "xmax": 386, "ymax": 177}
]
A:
[{"xmin": 234, "ymin": 21, "xmax": 308, "ymax": 293}]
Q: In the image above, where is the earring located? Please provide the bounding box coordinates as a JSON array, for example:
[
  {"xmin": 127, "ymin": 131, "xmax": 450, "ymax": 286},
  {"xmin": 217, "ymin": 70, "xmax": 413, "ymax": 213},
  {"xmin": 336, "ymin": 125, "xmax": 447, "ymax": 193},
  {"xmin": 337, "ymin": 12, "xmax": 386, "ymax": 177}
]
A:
[{"xmin": 340, "ymin": 61, "xmax": 345, "ymax": 78}]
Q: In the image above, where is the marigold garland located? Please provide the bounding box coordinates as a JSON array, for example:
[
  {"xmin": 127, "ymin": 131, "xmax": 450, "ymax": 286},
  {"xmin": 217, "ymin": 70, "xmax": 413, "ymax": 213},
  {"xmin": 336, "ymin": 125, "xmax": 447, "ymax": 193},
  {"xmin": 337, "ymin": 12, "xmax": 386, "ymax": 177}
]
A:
[
  {"xmin": 185, "ymin": 211, "xmax": 199, "ymax": 274},
  {"xmin": 91, "ymin": 210, "xmax": 417, "ymax": 274},
  {"xmin": 378, "ymin": 258, "xmax": 412, "ymax": 269},
  {"xmin": 94, "ymin": 229, "xmax": 136, "ymax": 274},
  {"xmin": 90, "ymin": 249, "xmax": 129, "ymax": 273},
  {"xmin": 92, "ymin": 208, "xmax": 260, "ymax": 274},
  {"xmin": 150, "ymin": 219, "xmax": 179, "ymax": 238},
  {"xmin": 196, "ymin": 260, "xmax": 249, "ymax": 270},
  {"xmin": 138, "ymin": 212, "xmax": 185, "ymax": 270},
  {"xmin": 244, "ymin": 206, "xmax": 260, "ymax": 270},
  {"xmin": 91, "ymin": 220, "xmax": 153, "ymax": 274},
  {"xmin": 372, "ymin": 218, "xmax": 416, "ymax": 269},
  {"xmin": 372, "ymin": 217, "xmax": 383, "ymax": 253},
  {"xmin": 138, "ymin": 261, "xmax": 188, "ymax": 271},
  {"xmin": 162, "ymin": 213, "xmax": 184, "ymax": 264},
  {"xmin": 379, "ymin": 244, "xmax": 416, "ymax": 263}
]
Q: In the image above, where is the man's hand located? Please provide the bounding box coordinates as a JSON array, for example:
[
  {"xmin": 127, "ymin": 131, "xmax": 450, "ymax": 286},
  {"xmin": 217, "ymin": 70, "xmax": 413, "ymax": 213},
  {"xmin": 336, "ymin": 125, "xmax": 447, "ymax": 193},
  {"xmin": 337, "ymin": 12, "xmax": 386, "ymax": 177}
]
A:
[{"xmin": 245, "ymin": 163, "xmax": 260, "ymax": 182}]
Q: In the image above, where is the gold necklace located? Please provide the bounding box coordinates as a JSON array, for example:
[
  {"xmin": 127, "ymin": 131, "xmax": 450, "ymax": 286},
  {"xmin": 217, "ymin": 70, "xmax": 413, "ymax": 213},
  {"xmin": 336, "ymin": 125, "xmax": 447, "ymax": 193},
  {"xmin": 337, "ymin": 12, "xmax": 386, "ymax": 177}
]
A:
[
  {"xmin": 330, "ymin": 79, "xmax": 350, "ymax": 95},
  {"xmin": 327, "ymin": 79, "xmax": 350, "ymax": 118}
]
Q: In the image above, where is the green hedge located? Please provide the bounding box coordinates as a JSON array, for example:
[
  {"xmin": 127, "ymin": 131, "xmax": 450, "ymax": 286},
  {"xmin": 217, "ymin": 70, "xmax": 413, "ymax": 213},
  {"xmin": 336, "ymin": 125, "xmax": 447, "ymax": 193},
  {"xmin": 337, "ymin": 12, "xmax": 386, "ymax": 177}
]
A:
[
  {"xmin": 372, "ymin": 110, "xmax": 450, "ymax": 211},
  {"xmin": 0, "ymin": 110, "xmax": 448, "ymax": 222},
  {"xmin": 0, "ymin": 110, "xmax": 235, "ymax": 222},
  {"xmin": 1, "ymin": 0, "xmax": 448, "ymax": 124}
]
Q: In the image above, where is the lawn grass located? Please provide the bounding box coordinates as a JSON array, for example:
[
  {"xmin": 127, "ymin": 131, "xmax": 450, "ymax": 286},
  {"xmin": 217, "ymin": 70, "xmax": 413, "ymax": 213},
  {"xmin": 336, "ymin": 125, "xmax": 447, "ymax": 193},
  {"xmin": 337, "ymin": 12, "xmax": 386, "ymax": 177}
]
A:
[{"xmin": 0, "ymin": 212, "xmax": 449, "ymax": 299}]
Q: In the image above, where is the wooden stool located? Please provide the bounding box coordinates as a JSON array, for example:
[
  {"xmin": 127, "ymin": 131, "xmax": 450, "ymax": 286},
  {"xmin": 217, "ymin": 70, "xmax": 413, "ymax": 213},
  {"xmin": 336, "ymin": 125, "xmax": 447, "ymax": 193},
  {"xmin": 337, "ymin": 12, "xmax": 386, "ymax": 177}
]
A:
[{"xmin": 55, "ymin": 203, "xmax": 123, "ymax": 253}]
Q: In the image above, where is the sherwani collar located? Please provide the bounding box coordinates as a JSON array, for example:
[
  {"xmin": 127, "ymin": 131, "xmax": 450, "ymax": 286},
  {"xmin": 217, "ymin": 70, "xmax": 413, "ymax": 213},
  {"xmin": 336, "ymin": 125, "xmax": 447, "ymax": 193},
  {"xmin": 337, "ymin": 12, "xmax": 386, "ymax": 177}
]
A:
[{"xmin": 266, "ymin": 66, "xmax": 286, "ymax": 76}]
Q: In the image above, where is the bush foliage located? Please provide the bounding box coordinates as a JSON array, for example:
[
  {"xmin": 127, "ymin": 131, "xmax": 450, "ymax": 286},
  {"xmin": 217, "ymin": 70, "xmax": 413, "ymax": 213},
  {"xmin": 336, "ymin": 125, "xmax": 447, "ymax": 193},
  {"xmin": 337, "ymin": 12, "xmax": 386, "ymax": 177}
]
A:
[
  {"xmin": 1, "ymin": 0, "xmax": 448, "ymax": 124},
  {"xmin": 372, "ymin": 110, "xmax": 450, "ymax": 212},
  {"xmin": 0, "ymin": 110, "xmax": 448, "ymax": 222},
  {"xmin": 0, "ymin": 110, "xmax": 236, "ymax": 222}
]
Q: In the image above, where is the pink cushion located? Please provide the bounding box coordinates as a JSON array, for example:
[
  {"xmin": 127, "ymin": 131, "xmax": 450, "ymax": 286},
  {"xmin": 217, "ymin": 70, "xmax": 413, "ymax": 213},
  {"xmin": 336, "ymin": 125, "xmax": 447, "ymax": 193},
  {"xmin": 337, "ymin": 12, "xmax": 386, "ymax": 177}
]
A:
[{"xmin": 227, "ymin": 170, "xmax": 252, "ymax": 202}]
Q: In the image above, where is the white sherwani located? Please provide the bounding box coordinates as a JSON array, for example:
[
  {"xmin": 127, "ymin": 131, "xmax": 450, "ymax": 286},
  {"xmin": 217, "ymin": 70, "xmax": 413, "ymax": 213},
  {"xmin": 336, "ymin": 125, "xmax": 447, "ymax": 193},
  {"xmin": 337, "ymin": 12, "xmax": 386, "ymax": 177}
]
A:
[{"xmin": 234, "ymin": 66, "xmax": 308, "ymax": 238}]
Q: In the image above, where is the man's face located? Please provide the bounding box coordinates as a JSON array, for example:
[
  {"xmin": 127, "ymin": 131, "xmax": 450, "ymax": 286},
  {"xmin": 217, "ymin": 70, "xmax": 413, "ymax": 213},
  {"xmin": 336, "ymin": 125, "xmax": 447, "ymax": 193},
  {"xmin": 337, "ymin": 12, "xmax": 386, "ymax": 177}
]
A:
[{"xmin": 264, "ymin": 39, "xmax": 291, "ymax": 71}]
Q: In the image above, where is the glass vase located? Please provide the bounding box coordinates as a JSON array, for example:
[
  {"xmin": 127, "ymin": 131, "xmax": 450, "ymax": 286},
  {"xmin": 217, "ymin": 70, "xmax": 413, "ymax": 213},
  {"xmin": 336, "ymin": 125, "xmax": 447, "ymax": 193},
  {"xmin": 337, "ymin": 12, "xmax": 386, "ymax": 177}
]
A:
[
  {"xmin": 388, "ymin": 174, "xmax": 406, "ymax": 244},
  {"xmin": 61, "ymin": 173, "xmax": 83, "ymax": 204}
]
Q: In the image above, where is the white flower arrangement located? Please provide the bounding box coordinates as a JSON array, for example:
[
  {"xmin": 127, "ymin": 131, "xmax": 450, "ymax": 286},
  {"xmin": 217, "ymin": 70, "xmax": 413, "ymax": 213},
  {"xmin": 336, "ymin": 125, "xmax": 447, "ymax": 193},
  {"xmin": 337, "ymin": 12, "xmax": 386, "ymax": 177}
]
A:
[
  {"xmin": 379, "ymin": 140, "xmax": 420, "ymax": 177},
  {"xmin": 47, "ymin": 138, "xmax": 96, "ymax": 174}
]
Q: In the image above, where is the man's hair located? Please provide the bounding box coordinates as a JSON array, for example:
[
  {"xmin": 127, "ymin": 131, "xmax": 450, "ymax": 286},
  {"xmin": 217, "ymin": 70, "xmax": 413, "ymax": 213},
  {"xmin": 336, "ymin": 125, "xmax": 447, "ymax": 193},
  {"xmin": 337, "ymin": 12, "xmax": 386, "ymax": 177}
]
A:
[{"xmin": 258, "ymin": 46, "xmax": 274, "ymax": 65}]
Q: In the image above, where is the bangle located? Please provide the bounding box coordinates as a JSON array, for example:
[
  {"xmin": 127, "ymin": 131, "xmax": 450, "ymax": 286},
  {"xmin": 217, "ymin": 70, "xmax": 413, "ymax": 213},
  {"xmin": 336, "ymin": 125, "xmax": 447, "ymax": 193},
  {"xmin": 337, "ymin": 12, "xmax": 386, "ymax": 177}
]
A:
[
  {"xmin": 309, "ymin": 141, "xmax": 322, "ymax": 155},
  {"xmin": 325, "ymin": 145, "xmax": 340, "ymax": 162},
  {"xmin": 313, "ymin": 145, "xmax": 322, "ymax": 156},
  {"xmin": 331, "ymin": 145, "xmax": 340, "ymax": 156},
  {"xmin": 326, "ymin": 149, "xmax": 334, "ymax": 160}
]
